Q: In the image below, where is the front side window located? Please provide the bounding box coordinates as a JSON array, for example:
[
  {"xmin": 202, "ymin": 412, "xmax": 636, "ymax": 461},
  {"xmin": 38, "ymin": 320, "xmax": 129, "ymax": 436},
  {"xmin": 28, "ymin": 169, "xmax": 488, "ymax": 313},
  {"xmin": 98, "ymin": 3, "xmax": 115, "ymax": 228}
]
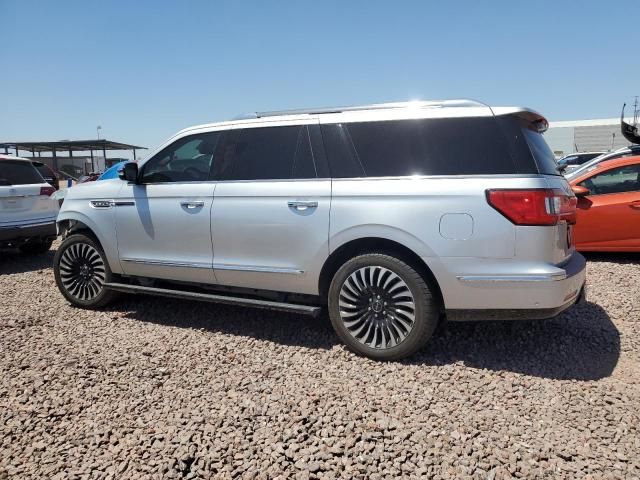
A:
[
  {"xmin": 221, "ymin": 125, "xmax": 317, "ymax": 181},
  {"xmin": 580, "ymin": 164, "xmax": 640, "ymax": 195},
  {"xmin": 140, "ymin": 132, "xmax": 223, "ymax": 183}
]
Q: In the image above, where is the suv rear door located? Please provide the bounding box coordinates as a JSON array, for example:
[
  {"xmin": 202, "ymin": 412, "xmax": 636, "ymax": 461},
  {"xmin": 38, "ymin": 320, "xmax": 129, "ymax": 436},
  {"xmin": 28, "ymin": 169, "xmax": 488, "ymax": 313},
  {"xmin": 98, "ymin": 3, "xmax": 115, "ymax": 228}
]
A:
[
  {"xmin": 0, "ymin": 160, "xmax": 57, "ymax": 228},
  {"xmin": 210, "ymin": 119, "xmax": 331, "ymax": 295}
]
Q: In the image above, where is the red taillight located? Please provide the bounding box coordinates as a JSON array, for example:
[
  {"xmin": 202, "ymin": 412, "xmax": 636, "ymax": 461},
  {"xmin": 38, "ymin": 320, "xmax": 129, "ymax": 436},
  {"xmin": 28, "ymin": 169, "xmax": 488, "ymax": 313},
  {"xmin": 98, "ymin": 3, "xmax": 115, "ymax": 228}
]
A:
[
  {"xmin": 40, "ymin": 186, "xmax": 56, "ymax": 197},
  {"xmin": 486, "ymin": 189, "xmax": 576, "ymax": 226}
]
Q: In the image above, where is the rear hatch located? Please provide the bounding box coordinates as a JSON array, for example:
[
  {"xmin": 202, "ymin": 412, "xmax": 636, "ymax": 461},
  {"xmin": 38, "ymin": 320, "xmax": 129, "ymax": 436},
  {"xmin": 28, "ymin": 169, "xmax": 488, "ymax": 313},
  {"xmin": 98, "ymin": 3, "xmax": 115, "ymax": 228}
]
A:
[
  {"xmin": 0, "ymin": 160, "xmax": 58, "ymax": 226},
  {"xmin": 494, "ymin": 112, "xmax": 576, "ymax": 264}
]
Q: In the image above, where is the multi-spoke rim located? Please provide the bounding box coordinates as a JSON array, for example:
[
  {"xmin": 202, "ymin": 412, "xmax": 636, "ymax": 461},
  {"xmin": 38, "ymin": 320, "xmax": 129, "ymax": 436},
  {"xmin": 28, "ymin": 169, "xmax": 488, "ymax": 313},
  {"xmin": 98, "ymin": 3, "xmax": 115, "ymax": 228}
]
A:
[
  {"xmin": 338, "ymin": 266, "xmax": 416, "ymax": 349},
  {"xmin": 58, "ymin": 243, "xmax": 106, "ymax": 301}
]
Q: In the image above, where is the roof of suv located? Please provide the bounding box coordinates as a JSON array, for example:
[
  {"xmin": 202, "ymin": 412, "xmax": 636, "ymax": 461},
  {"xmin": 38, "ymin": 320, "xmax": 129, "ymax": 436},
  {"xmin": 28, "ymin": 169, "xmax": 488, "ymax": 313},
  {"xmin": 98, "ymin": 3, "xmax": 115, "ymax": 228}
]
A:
[
  {"xmin": 0, "ymin": 154, "xmax": 31, "ymax": 162},
  {"xmin": 174, "ymin": 99, "xmax": 547, "ymax": 139}
]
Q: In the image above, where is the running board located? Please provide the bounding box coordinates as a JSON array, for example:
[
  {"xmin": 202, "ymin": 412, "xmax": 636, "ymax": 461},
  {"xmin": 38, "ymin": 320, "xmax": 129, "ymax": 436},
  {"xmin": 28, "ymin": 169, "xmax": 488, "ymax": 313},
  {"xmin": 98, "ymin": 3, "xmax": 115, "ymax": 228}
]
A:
[{"xmin": 104, "ymin": 283, "xmax": 322, "ymax": 317}]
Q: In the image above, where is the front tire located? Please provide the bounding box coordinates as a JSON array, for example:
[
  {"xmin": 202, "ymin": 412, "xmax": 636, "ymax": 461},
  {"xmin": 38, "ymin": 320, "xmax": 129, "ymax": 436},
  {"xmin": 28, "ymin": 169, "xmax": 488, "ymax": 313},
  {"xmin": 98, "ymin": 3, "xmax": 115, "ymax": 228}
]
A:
[
  {"xmin": 328, "ymin": 253, "xmax": 439, "ymax": 361},
  {"xmin": 53, "ymin": 233, "xmax": 118, "ymax": 308}
]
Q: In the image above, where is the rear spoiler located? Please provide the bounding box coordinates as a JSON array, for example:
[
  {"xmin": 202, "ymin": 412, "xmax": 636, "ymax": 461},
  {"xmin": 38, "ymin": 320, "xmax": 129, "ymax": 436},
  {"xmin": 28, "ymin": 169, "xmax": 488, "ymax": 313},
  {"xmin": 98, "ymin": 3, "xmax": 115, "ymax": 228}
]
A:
[{"xmin": 492, "ymin": 107, "xmax": 549, "ymax": 133}]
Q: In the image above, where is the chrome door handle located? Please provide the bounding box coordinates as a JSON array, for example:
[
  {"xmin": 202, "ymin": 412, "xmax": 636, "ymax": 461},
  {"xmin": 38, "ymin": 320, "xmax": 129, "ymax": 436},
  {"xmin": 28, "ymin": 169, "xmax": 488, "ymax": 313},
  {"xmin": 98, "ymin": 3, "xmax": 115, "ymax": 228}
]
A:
[
  {"xmin": 288, "ymin": 200, "xmax": 318, "ymax": 210},
  {"xmin": 180, "ymin": 201, "xmax": 205, "ymax": 209}
]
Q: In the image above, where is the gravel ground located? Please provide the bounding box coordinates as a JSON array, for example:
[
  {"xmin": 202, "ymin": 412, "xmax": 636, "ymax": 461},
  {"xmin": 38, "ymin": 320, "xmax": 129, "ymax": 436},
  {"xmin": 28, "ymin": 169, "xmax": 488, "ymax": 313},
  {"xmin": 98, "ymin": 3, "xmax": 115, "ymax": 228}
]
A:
[{"xmin": 1, "ymin": 243, "xmax": 639, "ymax": 479}]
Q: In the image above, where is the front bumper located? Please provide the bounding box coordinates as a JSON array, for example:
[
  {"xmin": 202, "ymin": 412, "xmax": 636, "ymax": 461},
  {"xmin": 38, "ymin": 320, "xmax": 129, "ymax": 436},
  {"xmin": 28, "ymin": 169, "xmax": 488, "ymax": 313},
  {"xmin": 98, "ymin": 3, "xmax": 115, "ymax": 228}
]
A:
[
  {"xmin": 440, "ymin": 253, "xmax": 587, "ymax": 321},
  {"xmin": 0, "ymin": 219, "xmax": 57, "ymax": 243}
]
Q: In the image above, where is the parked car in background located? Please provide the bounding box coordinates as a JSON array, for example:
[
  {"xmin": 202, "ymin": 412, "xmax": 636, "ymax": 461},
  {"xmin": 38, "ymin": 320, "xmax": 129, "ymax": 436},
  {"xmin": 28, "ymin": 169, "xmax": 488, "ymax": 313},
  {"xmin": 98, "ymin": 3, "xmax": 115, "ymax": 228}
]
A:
[
  {"xmin": 53, "ymin": 99, "xmax": 585, "ymax": 360},
  {"xmin": 77, "ymin": 172, "xmax": 101, "ymax": 183},
  {"xmin": 557, "ymin": 152, "xmax": 604, "ymax": 173},
  {"xmin": 570, "ymin": 155, "xmax": 640, "ymax": 252},
  {"xmin": 98, "ymin": 161, "xmax": 128, "ymax": 181},
  {"xmin": 566, "ymin": 145, "xmax": 640, "ymax": 179},
  {"xmin": 31, "ymin": 161, "xmax": 60, "ymax": 190},
  {"xmin": 0, "ymin": 155, "xmax": 58, "ymax": 253}
]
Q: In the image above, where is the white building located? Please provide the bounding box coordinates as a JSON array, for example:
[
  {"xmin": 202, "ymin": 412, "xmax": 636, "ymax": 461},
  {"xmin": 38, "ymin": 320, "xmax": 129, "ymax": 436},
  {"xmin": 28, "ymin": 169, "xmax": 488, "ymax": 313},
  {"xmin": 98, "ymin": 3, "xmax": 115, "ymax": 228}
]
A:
[{"xmin": 544, "ymin": 118, "xmax": 630, "ymax": 158}]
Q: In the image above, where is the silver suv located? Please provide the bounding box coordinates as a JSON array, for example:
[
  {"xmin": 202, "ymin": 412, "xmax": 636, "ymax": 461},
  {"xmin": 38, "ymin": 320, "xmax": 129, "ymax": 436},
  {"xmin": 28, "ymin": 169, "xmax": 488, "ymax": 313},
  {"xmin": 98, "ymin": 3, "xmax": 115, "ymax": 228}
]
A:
[{"xmin": 53, "ymin": 100, "xmax": 586, "ymax": 360}]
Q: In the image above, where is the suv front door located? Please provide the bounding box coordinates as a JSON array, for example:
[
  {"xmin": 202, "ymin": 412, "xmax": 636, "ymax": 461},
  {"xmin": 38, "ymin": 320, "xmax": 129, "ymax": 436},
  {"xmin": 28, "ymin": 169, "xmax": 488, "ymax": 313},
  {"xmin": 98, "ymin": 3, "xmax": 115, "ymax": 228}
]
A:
[
  {"xmin": 210, "ymin": 120, "xmax": 330, "ymax": 295},
  {"xmin": 115, "ymin": 131, "xmax": 223, "ymax": 283}
]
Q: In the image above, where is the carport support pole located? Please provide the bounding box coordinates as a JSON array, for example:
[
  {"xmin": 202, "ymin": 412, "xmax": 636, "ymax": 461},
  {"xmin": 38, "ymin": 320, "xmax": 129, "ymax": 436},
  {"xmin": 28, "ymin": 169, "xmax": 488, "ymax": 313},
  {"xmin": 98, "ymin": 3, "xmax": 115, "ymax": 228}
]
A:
[
  {"xmin": 90, "ymin": 150, "xmax": 95, "ymax": 172},
  {"xmin": 15, "ymin": 146, "xmax": 19, "ymax": 156},
  {"xmin": 3, "ymin": 146, "xmax": 8, "ymax": 154},
  {"xmin": 133, "ymin": 149, "xmax": 137, "ymax": 161},
  {"xmin": 102, "ymin": 146, "xmax": 107, "ymax": 170},
  {"xmin": 52, "ymin": 148, "xmax": 57, "ymax": 171}
]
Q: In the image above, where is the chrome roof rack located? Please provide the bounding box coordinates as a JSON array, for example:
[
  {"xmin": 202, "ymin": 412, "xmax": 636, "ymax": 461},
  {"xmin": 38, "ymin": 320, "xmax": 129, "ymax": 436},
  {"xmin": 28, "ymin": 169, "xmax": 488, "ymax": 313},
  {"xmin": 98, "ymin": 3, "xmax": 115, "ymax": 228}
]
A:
[{"xmin": 234, "ymin": 98, "xmax": 489, "ymax": 120}]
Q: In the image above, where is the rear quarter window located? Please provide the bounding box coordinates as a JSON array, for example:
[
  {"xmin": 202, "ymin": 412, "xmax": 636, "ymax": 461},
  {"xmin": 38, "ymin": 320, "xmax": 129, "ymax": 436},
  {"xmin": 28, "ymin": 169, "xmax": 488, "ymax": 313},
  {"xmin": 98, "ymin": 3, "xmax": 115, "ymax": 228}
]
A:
[
  {"xmin": 0, "ymin": 161, "xmax": 45, "ymax": 185},
  {"xmin": 322, "ymin": 117, "xmax": 522, "ymax": 178},
  {"xmin": 495, "ymin": 115, "xmax": 559, "ymax": 176}
]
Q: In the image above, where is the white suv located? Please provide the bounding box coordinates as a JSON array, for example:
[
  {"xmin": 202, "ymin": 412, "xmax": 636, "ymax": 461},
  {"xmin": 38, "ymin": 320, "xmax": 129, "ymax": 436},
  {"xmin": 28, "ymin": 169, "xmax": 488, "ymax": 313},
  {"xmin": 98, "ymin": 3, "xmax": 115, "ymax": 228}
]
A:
[
  {"xmin": 0, "ymin": 155, "xmax": 58, "ymax": 253},
  {"xmin": 53, "ymin": 100, "xmax": 586, "ymax": 360}
]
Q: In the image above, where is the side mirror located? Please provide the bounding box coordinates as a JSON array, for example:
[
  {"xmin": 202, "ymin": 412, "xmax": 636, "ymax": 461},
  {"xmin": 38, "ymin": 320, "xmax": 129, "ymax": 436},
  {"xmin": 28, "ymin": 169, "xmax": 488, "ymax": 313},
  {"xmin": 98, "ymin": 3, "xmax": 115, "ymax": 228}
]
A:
[
  {"xmin": 572, "ymin": 185, "xmax": 590, "ymax": 197},
  {"xmin": 118, "ymin": 162, "xmax": 139, "ymax": 183}
]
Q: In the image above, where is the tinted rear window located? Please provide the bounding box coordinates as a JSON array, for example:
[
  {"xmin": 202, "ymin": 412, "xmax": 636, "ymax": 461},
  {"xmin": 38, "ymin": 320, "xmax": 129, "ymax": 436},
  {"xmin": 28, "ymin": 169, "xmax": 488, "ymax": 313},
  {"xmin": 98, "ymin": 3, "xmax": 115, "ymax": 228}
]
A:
[
  {"xmin": 0, "ymin": 161, "xmax": 45, "ymax": 185},
  {"xmin": 223, "ymin": 125, "xmax": 317, "ymax": 181},
  {"xmin": 522, "ymin": 128, "xmax": 559, "ymax": 175},
  {"xmin": 322, "ymin": 117, "xmax": 537, "ymax": 178}
]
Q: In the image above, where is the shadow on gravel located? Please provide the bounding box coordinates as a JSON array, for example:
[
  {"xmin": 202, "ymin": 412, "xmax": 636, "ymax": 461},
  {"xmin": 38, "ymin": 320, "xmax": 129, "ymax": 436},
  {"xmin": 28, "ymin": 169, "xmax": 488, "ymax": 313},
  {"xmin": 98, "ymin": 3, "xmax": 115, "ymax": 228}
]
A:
[
  {"xmin": 582, "ymin": 252, "xmax": 640, "ymax": 264},
  {"xmin": 118, "ymin": 294, "xmax": 619, "ymax": 381},
  {"xmin": 117, "ymin": 297, "xmax": 338, "ymax": 351},
  {"xmin": 0, "ymin": 248, "xmax": 55, "ymax": 275},
  {"xmin": 408, "ymin": 301, "xmax": 620, "ymax": 381}
]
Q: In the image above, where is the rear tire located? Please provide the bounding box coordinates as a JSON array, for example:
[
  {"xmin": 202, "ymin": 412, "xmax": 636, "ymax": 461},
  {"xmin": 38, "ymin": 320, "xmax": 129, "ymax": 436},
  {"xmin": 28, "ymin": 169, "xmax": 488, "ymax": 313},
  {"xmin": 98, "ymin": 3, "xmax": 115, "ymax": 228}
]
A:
[
  {"xmin": 19, "ymin": 238, "xmax": 53, "ymax": 254},
  {"xmin": 53, "ymin": 233, "xmax": 118, "ymax": 308},
  {"xmin": 328, "ymin": 253, "xmax": 439, "ymax": 361}
]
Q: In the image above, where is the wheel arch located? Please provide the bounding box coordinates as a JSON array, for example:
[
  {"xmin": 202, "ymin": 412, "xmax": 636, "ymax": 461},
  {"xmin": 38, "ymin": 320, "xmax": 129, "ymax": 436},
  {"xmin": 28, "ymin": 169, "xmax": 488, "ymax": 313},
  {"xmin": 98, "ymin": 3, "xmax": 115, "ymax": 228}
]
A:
[
  {"xmin": 56, "ymin": 211, "xmax": 122, "ymax": 274},
  {"xmin": 318, "ymin": 237, "xmax": 444, "ymax": 312}
]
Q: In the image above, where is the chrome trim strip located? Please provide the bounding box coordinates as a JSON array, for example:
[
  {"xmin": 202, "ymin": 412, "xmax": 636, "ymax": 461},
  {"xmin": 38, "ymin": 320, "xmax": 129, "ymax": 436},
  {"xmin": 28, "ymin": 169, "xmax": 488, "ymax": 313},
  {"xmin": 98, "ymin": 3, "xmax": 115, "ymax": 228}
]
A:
[
  {"xmin": 113, "ymin": 201, "xmax": 135, "ymax": 206},
  {"xmin": 90, "ymin": 200, "xmax": 114, "ymax": 209},
  {"xmin": 119, "ymin": 258, "xmax": 304, "ymax": 274},
  {"xmin": 121, "ymin": 258, "xmax": 212, "ymax": 269},
  {"xmin": 0, "ymin": 220, "xmax": 56, "ymax": 229},
  {"xmin": 213, "ymin": 264, "xmax": 305, "ymax": 275},
  {"xmin": 457, "ymin": 273, "xmax": 567, "ymax": 283}
]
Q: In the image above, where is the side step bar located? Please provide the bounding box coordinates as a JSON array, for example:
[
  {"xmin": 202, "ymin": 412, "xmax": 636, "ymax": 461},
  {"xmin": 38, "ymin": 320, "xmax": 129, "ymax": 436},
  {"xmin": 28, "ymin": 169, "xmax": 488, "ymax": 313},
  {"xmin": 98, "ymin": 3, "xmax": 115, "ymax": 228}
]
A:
[{"xmin": 104, "ymin": 282, "xmax": 322, "ymax": 317}]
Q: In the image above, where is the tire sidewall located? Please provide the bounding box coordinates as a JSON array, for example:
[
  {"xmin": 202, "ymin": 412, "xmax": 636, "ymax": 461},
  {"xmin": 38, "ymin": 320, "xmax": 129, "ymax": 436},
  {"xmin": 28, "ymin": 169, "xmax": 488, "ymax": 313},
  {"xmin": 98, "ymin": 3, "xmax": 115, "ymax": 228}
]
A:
[
  {"xmin": 328, "ymin": 254, "xmax": 437, "ymax": 361},
  {"xmin": 53, "ymin": 234, "xmax": 114, "ymax": 308}
]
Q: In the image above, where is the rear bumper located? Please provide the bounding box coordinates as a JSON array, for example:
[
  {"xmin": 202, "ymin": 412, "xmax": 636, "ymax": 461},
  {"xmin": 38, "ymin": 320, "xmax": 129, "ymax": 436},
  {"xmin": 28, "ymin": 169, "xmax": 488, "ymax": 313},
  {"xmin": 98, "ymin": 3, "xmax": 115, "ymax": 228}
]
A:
[
  {"xmin": 0, "ymin": 219, "xmax": 57, "ymax": 243},
  {"xmin": 433, "ymin": 253, "xmax": 587, "ymax": 321}
]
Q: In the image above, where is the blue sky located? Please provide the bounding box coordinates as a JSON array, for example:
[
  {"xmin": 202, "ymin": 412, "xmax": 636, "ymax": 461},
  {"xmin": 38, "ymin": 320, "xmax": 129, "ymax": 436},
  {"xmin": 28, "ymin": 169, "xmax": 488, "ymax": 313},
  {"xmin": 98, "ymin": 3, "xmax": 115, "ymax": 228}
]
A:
[{"xmin": 1, "ymin": 0, "xmax": 633, "ymax": 158}]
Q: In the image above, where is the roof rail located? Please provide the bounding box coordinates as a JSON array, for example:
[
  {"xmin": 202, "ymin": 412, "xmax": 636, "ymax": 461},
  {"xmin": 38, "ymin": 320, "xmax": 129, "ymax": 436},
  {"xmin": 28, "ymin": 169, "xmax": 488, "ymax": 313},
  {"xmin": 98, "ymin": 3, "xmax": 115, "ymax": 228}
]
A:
[{"xmin": 234, "ymin": 99, "xmax": 489, "ymax": 120}]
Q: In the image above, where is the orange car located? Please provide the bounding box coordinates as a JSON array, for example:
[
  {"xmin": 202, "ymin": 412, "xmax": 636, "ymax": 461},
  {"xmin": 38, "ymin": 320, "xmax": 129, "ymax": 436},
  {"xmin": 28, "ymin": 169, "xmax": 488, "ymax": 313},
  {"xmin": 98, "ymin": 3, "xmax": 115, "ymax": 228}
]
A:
[{"xmin": 569, "ymin": 155, "xmax": 640, "ymax": 252}]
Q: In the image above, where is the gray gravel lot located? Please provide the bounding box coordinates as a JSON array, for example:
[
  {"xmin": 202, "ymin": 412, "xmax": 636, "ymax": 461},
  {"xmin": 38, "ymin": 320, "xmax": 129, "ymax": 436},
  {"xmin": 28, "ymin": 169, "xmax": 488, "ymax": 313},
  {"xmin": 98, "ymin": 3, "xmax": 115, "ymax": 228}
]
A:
[{"xmin": 1, "ymin": 243, "xmax": 639, "ymax": 479}]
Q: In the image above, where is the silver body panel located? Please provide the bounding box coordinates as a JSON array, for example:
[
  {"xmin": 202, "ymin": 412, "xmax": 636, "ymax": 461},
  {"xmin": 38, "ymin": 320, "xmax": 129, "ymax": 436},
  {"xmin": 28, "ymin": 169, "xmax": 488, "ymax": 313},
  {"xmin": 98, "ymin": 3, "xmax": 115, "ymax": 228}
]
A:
[{"xmin": 57, "ymin": 100, "xmax": 586, "ymax": 318}]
